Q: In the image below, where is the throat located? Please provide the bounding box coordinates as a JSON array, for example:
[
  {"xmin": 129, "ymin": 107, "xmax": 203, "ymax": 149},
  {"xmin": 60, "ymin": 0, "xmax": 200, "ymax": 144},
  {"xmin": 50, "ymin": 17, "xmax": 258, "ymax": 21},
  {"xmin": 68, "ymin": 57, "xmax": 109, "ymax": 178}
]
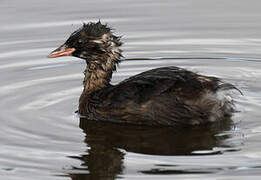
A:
[
  {"xmin": 83, "ymin": 62, "xmax": 114, "ymax": 93},
  {"xmin": 82, "ymin": 40, "xmax": 122, "ymax": 94}
]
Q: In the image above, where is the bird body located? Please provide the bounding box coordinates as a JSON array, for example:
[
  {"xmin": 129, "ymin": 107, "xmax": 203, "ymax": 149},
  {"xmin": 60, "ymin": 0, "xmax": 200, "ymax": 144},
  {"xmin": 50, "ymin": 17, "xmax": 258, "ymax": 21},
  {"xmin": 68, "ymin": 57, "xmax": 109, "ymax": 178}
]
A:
[
  {"xmin": 48, "ymin": 21, "xmax": 239, "ymax": 126},
  {"xmin": 78, "ymin": 66, "xmax": 236, "ymax": 126}
]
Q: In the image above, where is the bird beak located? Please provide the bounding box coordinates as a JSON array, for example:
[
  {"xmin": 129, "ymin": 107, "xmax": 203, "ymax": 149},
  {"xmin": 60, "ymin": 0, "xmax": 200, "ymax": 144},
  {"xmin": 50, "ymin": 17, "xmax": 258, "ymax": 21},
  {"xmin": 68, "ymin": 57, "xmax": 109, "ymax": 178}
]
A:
[{"xmin": 48, "ymin": 45, "xmax": 76, "ymax": 58}]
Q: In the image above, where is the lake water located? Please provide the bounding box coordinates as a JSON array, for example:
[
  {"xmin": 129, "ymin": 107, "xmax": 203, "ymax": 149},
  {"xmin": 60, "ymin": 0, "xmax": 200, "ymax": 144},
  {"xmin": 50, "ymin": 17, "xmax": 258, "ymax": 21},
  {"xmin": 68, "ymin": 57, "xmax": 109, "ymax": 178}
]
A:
[{"xmin": 1, "ymin": 0, "xmax": 261, "ymax": 179}]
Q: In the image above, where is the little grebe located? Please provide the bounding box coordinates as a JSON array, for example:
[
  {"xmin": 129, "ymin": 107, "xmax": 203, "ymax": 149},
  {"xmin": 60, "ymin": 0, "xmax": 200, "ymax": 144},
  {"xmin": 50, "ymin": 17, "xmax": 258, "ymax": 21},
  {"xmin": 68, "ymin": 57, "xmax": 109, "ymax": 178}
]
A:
[{"xmin": 48, "ymin": 21, "xmax": 240, "ymax": 126}]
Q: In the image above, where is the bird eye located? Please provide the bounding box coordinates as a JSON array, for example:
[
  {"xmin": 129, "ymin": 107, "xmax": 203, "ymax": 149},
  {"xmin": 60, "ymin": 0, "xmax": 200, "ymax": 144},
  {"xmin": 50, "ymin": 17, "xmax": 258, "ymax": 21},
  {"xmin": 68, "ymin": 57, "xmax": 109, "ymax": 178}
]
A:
[{"xmin": 78, "ymin": 39, "xmax": 83, "ymax": 44}]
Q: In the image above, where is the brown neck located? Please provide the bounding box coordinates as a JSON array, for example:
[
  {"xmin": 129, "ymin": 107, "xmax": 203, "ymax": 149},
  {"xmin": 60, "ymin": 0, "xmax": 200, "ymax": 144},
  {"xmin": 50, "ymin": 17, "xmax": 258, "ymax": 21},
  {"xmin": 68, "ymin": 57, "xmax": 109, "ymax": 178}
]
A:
[
  {"xmin": 83, "ymin": 62, "xmax": 113, "ymax": 93},
  {"xmin": 83, "ymin": 52, "xmax": 121, "ymax": 94},
  {"xmin": 82, "ymin": 35, "xmax": 122, "ymax": 94}
]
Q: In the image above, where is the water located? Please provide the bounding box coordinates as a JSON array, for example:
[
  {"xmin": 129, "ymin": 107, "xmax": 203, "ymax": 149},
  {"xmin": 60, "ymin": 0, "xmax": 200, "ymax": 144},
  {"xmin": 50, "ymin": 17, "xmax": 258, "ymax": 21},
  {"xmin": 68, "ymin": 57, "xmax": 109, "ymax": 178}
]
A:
[{"xmin": 1, "ymin": 0, "xmax": 261, "ymax": 179}]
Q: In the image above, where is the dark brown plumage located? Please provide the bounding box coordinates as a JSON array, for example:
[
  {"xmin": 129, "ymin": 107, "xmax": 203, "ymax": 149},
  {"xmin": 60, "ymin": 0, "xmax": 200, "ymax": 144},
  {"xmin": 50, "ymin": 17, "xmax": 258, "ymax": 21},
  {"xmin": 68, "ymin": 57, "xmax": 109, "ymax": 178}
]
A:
[{"xmin": 48, "ymin": 21, "xmax": 240, "ymax": 126}]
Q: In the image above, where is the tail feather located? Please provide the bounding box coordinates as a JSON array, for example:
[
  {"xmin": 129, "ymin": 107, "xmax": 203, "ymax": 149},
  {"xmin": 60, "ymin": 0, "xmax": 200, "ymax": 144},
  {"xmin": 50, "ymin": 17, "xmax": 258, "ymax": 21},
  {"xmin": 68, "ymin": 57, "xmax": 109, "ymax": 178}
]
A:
[
  {"xmin": 217, "ymin": 82, "xmax": 243, "ymax": 95},
  {"xmin": 197, "ymin": 81, "xmax": 242, "ymax": 123}
]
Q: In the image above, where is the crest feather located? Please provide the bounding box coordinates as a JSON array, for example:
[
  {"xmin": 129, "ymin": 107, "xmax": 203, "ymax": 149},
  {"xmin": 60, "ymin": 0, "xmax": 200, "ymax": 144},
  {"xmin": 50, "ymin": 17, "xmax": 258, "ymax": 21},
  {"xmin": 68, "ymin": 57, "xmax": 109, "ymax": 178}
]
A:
[{"xmin": 81, "ymin": 21, "xmax": 111, "ymax": 37}]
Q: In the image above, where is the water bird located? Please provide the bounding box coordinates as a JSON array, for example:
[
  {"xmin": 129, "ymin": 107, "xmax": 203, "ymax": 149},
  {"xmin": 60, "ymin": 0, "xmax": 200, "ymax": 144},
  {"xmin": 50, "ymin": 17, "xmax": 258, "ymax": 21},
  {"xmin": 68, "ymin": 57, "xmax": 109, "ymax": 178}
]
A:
[{"xmin": 48, "ymin": 21, "xmax": 241, "ymax": 126}]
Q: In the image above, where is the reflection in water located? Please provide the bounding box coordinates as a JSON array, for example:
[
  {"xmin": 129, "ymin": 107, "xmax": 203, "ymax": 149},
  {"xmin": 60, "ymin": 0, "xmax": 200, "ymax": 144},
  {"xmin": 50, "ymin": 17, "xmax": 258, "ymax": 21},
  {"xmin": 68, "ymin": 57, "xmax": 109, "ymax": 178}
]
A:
[
  {"xmin": 69, "ymin": 145, "xmax": 124, "ymax": 180},
  {"xmin": 67, "ymin": 118, "xmax": 234, "ymax": 179}
]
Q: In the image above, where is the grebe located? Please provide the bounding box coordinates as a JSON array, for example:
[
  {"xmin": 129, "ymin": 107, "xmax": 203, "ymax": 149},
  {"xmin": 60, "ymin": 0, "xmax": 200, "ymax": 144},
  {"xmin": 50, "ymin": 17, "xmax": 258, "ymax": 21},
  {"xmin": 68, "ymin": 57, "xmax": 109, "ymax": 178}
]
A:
[{"xmin": 48, "ymin": 21, "xmax": 240, "ymax": 126}]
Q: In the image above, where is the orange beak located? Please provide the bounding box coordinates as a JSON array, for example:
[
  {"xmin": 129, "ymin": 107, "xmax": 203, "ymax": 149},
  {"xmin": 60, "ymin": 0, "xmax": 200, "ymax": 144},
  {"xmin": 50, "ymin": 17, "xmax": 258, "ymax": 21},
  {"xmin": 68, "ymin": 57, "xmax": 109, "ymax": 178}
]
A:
[{"xmin": 48, "ymin": 45, "xmax": 76, "ymax": 58}]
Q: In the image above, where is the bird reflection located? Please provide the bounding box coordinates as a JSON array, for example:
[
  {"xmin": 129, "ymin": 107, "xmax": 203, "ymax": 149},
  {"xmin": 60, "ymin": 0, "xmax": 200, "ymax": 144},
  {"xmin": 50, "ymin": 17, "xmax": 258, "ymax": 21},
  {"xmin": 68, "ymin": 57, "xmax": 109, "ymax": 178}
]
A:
[{"xmin": 67, "ymin": 118, "xmax": 233, "ymax": 180}]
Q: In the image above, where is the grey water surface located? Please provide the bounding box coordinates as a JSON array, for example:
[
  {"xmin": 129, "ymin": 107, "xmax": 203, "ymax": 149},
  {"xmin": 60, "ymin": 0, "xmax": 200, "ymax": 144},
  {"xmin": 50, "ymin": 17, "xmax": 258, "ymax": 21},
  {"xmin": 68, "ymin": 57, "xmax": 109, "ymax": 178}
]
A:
[{"xmin": 1, "ymin": 0, "xmax": 261, "ymax": 179}]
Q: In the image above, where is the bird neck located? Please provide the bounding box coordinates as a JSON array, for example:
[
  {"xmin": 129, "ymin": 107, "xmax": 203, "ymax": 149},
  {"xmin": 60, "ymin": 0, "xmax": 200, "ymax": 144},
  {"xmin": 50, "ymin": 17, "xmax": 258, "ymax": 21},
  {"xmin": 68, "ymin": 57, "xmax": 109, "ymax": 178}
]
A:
[
  {"xmin": 83, "ymin": 52, "xmax": 121, "ymax": 94},
  {"xmin": 83, "ymin": 63, "xmax": 113, "ymax": 93}
]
